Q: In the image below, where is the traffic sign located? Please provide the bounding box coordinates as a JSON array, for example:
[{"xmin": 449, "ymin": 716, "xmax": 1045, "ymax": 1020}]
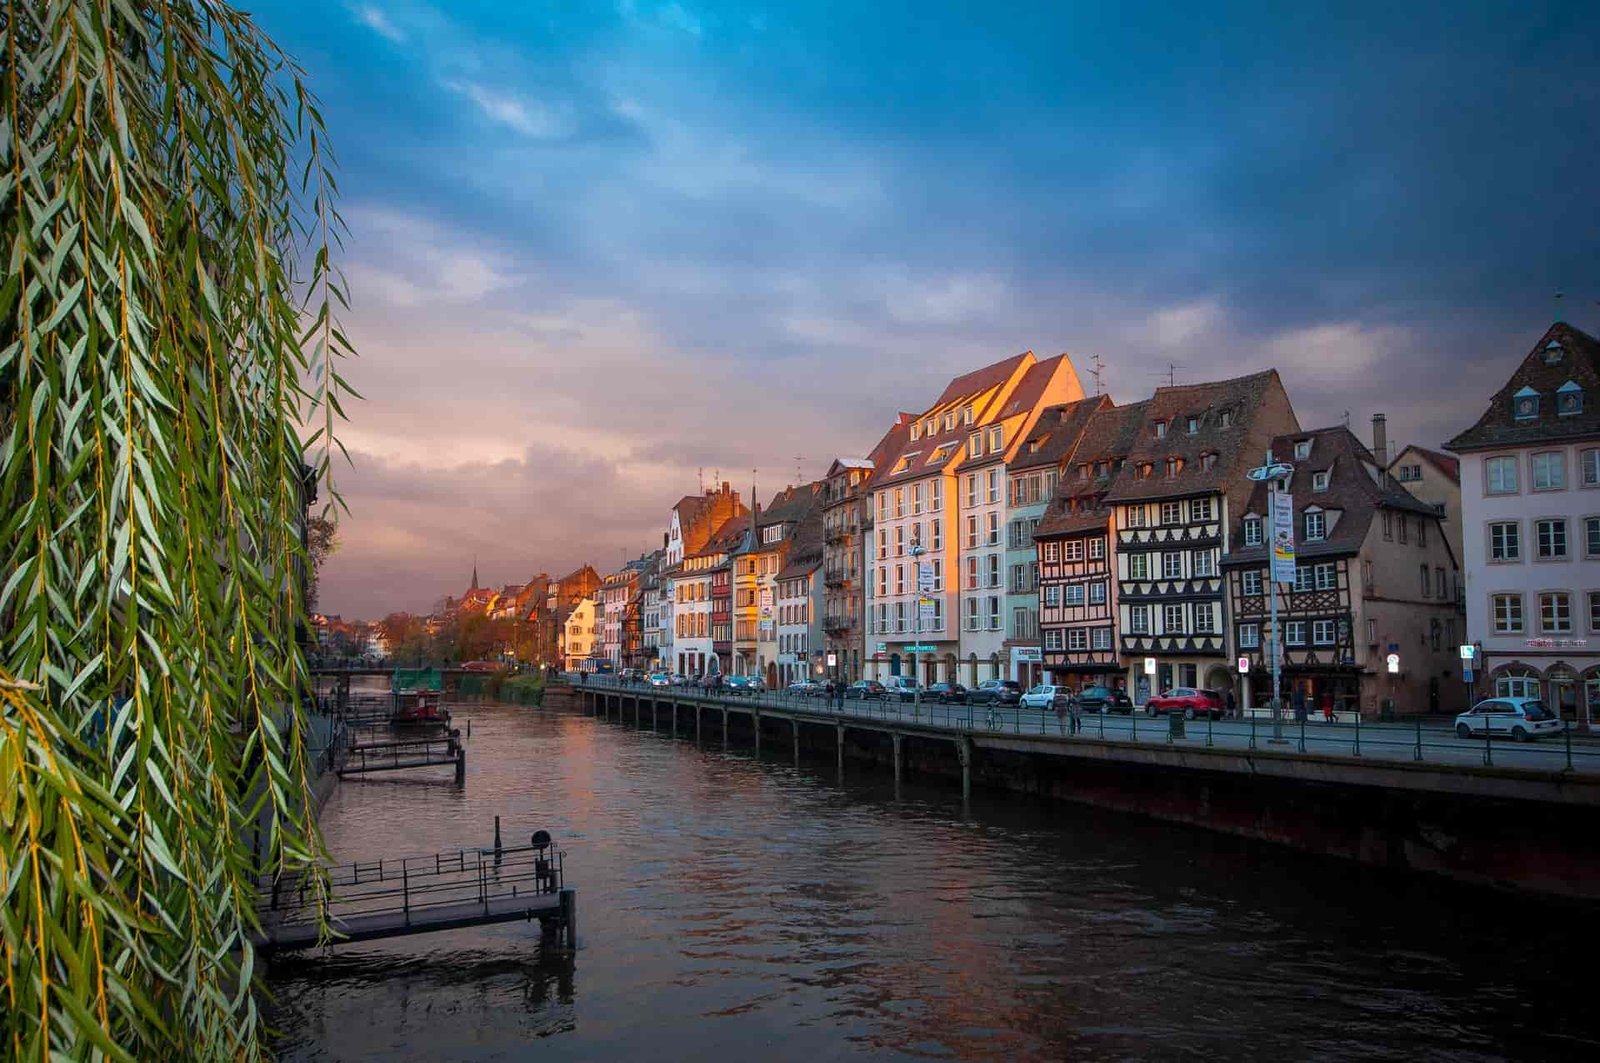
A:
[
  {"xmin": 826, "ymin": 653, "xmax": 837, "ymax": 667},
  {"xmin": 1237, "ymin": 656, "xmax": 1250, "ymax": 674},
  {"xmin": 1143, "ymin": 657, "xmax": 1157, "ymax": 676},
  {"xmin": 1462, "ymin": 666, "xmax": 1474, "ymax": 683},
  {"xmin": 876, "ymin": 642, "xmax": 886, "ymax": 653},
  {"xmin": 1459, "ymin": 644, "xmax": 1476, "ymax": 660},
  {"xmin": 1386, "ymin": 653, "xmax": 1400, "ymax": 674}
]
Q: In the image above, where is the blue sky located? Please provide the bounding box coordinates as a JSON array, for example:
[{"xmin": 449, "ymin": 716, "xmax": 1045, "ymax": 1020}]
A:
[{"xmin": 263, "ymin": 1, "xmax": 1600, "ymax": 616}]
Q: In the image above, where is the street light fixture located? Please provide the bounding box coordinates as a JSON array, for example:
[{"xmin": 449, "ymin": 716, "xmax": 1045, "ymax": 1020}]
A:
[
  {"xmin": 910, "ymin": 533, "xmax": 926, "ymax": 720},
  {"xmin": 1246, "ymin": 450, "xmax": 1295, "ymax": 744}
]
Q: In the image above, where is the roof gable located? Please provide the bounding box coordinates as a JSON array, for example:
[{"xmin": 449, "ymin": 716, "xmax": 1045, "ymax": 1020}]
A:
[{"xmin": 1445, "ymin": 322, "xmax": 1600, "ymax": 452}]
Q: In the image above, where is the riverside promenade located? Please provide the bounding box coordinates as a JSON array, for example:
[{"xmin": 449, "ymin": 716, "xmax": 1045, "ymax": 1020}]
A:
[{"xmin": 566, "ymin": 677, "xmax": 1600, "ymax": 898}]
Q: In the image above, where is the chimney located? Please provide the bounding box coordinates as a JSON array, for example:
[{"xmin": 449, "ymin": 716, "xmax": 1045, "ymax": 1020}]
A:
[{"xmin": 1371, "ymin": 414, "xmax": 1388, "ymax": 464}]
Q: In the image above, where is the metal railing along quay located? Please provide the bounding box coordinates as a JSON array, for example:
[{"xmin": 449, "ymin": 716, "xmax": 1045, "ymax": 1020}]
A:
[{"xmin": 574, "ymin": 676, "xmax": 1600, "ymax": 777}]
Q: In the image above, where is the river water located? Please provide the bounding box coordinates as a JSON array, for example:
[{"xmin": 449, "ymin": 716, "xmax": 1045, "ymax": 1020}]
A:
[{"xmin": 269, "ymin": 700, "xmax": 1599, "ymax": 1061}]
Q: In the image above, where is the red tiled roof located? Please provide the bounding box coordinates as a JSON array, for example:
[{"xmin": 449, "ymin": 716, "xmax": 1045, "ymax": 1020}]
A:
[
  {"xmin": 1034, "ymin": 400, "xmax": 1152, "ymax": 537},
  {"xmin": 1008, "ymin": 395, "xmax": 1111, "ymax": 472}
]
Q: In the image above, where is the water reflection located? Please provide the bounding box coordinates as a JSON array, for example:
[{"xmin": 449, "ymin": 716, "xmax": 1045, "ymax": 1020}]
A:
[{"xmin": 269, "ymin": 701, "xmax": 1599, "ymax": 1061}]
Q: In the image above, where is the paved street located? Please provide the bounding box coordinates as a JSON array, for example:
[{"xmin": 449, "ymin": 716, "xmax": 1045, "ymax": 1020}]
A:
[{"xmin": 582, "ymin": 679, "xmax": 1600, "ymax": 776}]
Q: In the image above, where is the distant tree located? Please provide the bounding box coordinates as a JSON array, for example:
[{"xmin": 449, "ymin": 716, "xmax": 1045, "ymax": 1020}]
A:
[{"xmin": 306, "ymin": 515, "xmax": 340, "ymax": 611}]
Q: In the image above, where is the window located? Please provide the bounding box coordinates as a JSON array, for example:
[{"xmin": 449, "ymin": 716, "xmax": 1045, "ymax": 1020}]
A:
[
  {"xmin": 1089, "ymin": 538, "xmax": 1105, "ymax": 560},
  {"xmin": 1200, "ymin": 452, "xmax": 1218, "ymax": 471},
  {"xmin": 1064, "ymin": 540, "xmax": 1084, "ymax": 563},
  {"xmin": 1239, "ymin": 623, "xmax": 1260, "ymax": 648},
  {"xmin": 1418, "ymin": 520, "xmax": 1427, "ymax": 547},
  {"xmin": 1294, "ymin": 565, "xmax": 1314, "ymax": 593},
  {"xmin": 1312, "ymin": 471, "xmax": 1329, "ymax": 492},
  {"xmin": 909, "ymin": 422, "xmax": 920, "ymax": 441},
  {"xmin": 1044, "ymin": 628, "xmax": 1064, "ymax": 651},
  {"xmin": 988, "ymin": 469, "xmax": 1001, "ymax": 503},
  {"xmin": 895, "ymin": 525, "xmax": 905, "ymax": 556},
  {"xmin": 1043, "ymin": 585, "xmax": 1061, "ymax": 607},
  {"xmin": 986, "ymin": 554, "xmax": 1001, "ymax": 588},
  {"xmin": 1065, "ymin": 584, "xmax": 1085, "ymax": 606},
  {"xmin": 1512, "ymin": 387, "xmax": 1540, "ymax": 421},
  {"xmin": 1092, "ymin": 627, "xmax": 1112, "ymax": 650},
  {"xmin": 1486, "ymin": 456, "xmax": 1519, "ymax": 495},
  {"xmin": 944, "ymin": 412, "xmax": 956, "ymax": 432},
  {"xmin": 1242, "ymin": 571, "xmax": 1263, "ymax": 596},
  {"xmin": 1089, "ymin": 581, "xmax": 1107, "ymax": 605},
  {"xmin": 1126, "ymin": 505, "xmax": 1147, "ymax": 528},
  {"xmin": 1129, "ymin": 554, "xmax": 1149, "ymax": 580},
  {"xmin": 1583, "ymin": 450, "xmax": 1600, "ymax": 487},
  {"xmin": 1285, "ymin": 621, "xmax": 1306, "ymax": 645},
  {"xmin": 895, "ymin": 565, "xmax": 906, "ymax": 595},
  {"xmin": 1194, "ymin": 602, "xmax": 1214, "ymax": 633},
  {"xmin": 966, "ymin": 515, "xmax": 979, "ymax": 548},
  {"xmin": 1163, "ymin": 553, "xmax": 1183, "ymax": 579},
  {"xmin": 1398, "ymin": 515, "xmax": 1408, "ymax": 544},
  {"xmin": 1420, "ymin": 564, "xmax": 1431, "ymax": 597},
  {"xmin": 967, "ymin": 434, "xmax": 982, "ymax": 459},
  {"xmin": 1396, "ymin": 464, "xmax": 1422, "ymax": 482},
  {"xmin": 931, "ymin": 518, "xmax": 943, "ymax": 551},
  {"xmin": 878, "ymin": 528, "xmax": 887, "ymax": 559},
  {"xmin": 1294, "ymin": 440, "xmax": 1311, "ymax": 460},
  {"xmin": 1243, "ymin": 517, "xmax": 1263, "ymax": 547},
  {"xmin": 913, "ymin": 483, "xmax": 924, "ymax": 514},
  {"xmin": 895, "ymin": 602, "xmax": 907, "ymax": 632},
  {"xmin": 932, "ymin": 558, "xmax": 943, "ymax": 590},
  {"xmin": 1313, "ymin": 620, "xmax": 1336, "ymax": 645},
  {"xmin": 1042, "ymin": 541, "xmax": 1060, "ymax": 563},
  {"xmin": 1304, "ymin": 510, "xmax": 1326, "ymax": 541},
  {"xmin": 1187, "ymin": 416, "xmax": 1199, "ymax": 434},
  {"xmin": 1590, "ymin": 592, "xmax": 1600, "ymax": 633},
  {"xmin": 1163, "ymin": 604, "xmax": 1184, "ymax": 632},
  {"xmin": 1314, "ymin": 563, "xmax": 1336, "ymax": 590},
  {"xmin": 1435, "ymin": 567, "xmax": 1446, "ymax": 599},
  {"xmin": 1161, "ymin": 501, "xmax": 1182, "ymax": 525},
  {"xmin": 986, "ymin": 512, "xmax": 1000, "ymax": 545},
  {"xmin": 1154, "ymin": 421, "xmax": 1167, "ymax": 438},
  {"xmin": 1220, "ymin": 410, "xmax": 1233, "ymax": 428},
  {"xmin": 964, "ymin": 597, "xmax": 979, "ymax": 631},
  {"xmin": 877, "ymin": 567, "xmax": 888, "ymax": 597},
  {"xmin": 1532, "ymin": 452, "xmax": 1566, "ymax": 491},
  {"xmin": 1492, "ymin": 593, "xmax": 1523, "ymax": 634},
  {"xmin": 1382, "ymin": 511, "xmax": 1393, "ymax": 540},
  {"xmin": 1366, "ymin": 618, "xmax": 1377, "ymax": 643},
  {"xmin": 1129, "ymin": 605, "xmax": 1150, "ymax": 633},
  {"xmin": 1540, "ymin": 591, "xmax": 1572, "ymax": 634},
  {"xmin": 988, "ymin": 596, "xmax": 1001, "ymax": 630},
  {"xmin": 1165, "ymin": 457, "xmax": 1182, "ymax": 478},
  {"xmin": 1193, "ymin": 551, "xmax": 1216, "ymax": 577},
  {"xmin": 1587, "ymin": 517, "xmax": 1600, "ymax": 558},
  {"xmin": 988, "ymin": 426, "xmax": 1003, "ymax": 453},
  {"xmin": 1536, "ymin": 518, "xmax": 1568, "ymax": 560},
  {"xmin": 1559, "ymin": 381, "xmax": 1584, "ymax": 416},
  {"xmin": 1067, "ymin": 629, "xmax": 1088, "ymax": 651},
  {"xmin": 931, "ymin": 480, "xmax": 943, "ymax": 510},
  {"xmin": 965, "ymin": 473, "xmax": 978, "ymax": 507}
]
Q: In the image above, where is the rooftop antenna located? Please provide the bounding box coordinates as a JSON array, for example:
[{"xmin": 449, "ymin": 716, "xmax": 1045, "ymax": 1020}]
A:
[
  {"xmin": 1090, "ymin": 353, "xmax": 1106, "ymax": 396},
  {"xmin": 792, "ymin": 454, "xmax": 807, "ymax": 485},
  {"xmin": 698, "ymin": 466, "xmax": 704, "ymax": 493},
  {"xmin": 1165, "ymin": 362, "xmax": 1181, "ymax": 388}
]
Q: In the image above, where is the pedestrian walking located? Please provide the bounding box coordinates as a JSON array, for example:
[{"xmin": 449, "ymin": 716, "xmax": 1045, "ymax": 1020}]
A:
[
  {"xmin": 1321, "ymin": 690, "xmax": 1335, "ymax": 724},
  {"xmin": 1225, "ymin": 688, "xmax": 1238, "ymax": 719},
  {"xmin": 1292, "ymin": 687, "xmax": 1306, "ymax": 721},
  {"xmin": 1068, "ymin": 692, "xmax": 1083, "ymax": 735}
]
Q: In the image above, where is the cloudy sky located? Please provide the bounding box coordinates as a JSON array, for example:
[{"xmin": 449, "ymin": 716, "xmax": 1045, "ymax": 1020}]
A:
[{"xmin": 256, "ymin": 1, "xmax": 1600, "ymax": 618}]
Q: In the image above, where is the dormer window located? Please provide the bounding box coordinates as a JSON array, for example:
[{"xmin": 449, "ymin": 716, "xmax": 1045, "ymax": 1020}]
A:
[
  {"xmin": 1028, "ymin": 440, "xmax": 1041, "ymax": 454},
  {"xmin": 1294, "ymin": 440, "xmax": 1312, "ymax": 460},
  {"xmin": 1187, "ymin": 416, "xmax": 1199, "ymax": 434},
  {"xmin": 1543, "ymin": 340, "xmax": 1566, "ymax": 365},
  {"xmin": 1304, "ymin": 508, "xmax": 1326, "ymax": 542},
  {"xmin": 966, "ymin": 433, "xmax": 982, "ymax": 458},
  {"xmin": 909, "ymin": 423, "xmax": 920, "ymax": 441},
  {"xmin": 988, "ymin": 426, "xmax": 1003, "ymax": 452},
  {"xmin": 1095, "ymin": 461, "xmax": 1109, "ymax": 479},
  {"xmin": 1136, "ymin": 463, "xmax": 1155, "ymax": 481},
  {"xmin": 943, "ymin": 412, "xmax": 955, "ymax": 432},
  {"xmin": 1219, "ymin": 410, "xmax": 1233, "ymax": 429},
  {"xmin": 1165, "ymin": 457, "xmax": 1182, "ymax": 478},
  {"xmin": 1199, "ymin": 452, "xmax": 1218, "ymax": 471},
  {"xmin": 1154, "ymin": 421, "xmax": 1167, "ymax": 438},
  {"xmin": 962, "ymin": 406, "xmax": 974, "ymax": 426},
  {"xmin": 1513, "ymin": 386, "xmax": 1540, "ymax": 420},
  {"xmin": 1312, "ymin": 471, "xmax": 1330, "ymax": 492},
  {"xmin": 1243, "ymin": 515, "xmax": 1263, "ymax": 547},
  {"xmin": 923, "ymin": 418, "xmax": 935, "ymax": 436},
  {"xmin": 1077, "ymin": 463, "xmax": 1090, "ymax": 480},
  {"xmin": 1558, "ymin": 381, "xmax": 1583, "ymax": 417}
]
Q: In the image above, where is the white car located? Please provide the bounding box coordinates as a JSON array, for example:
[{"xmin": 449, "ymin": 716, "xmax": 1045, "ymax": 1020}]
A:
[
  {"xmin": 647, "ymin": 672, "xmax": 671, "ymax": 687},
  {"xmin": 1454, "ymin": 697, "xmax": 1564, "ymax": 742},
  {"xmin": 1019, "ymin": 684, "xmax": 1070, "ymax": 710}
]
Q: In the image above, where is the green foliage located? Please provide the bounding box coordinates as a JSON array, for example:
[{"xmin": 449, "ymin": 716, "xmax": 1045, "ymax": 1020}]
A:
[
  {"xmin": 1, "ymin": 1, "xmax": 351, "ymax": 1058},
  {"xmin": 499, "ymin": 674, "xmax": 546, "ymax": 707}
]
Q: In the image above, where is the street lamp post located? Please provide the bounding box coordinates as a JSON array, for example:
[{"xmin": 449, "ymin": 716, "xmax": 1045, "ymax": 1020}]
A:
[
  {"xmin": 1247, "ymin": 449, "xmax": 1295, "ymax": 745},
  {"xmin": 910, "ymin": 537, "xmax": 925, "ymax": 719}
]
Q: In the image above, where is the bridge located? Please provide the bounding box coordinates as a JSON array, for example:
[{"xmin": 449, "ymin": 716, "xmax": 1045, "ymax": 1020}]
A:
[{"xmin": 255, "ymin": 835, "xmax": 573, "ymax": 952}]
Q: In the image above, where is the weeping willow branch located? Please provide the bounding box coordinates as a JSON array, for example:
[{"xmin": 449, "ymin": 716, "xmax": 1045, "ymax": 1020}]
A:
[{"xmin": 1, "ymin": 1, "xmax": 352, "ymax": 1058}]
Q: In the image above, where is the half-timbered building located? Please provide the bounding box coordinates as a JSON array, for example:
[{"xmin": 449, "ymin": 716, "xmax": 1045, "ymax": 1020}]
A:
[
  {"xmin": 1105, "ymin": 371, "xmax": 1300, "ymax": 704},
  {"xmin": 1223, "ymin": 425, "xmax": 1463, "ymax": 718},
  {"xmin": 1035, "ymin": 400, "xmax": 1150, "ymax": 688}
]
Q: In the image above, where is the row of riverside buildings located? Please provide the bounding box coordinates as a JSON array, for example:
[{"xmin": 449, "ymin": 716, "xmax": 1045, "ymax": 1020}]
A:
[{"xmin": 454, "ymin": 323, "xmax": 1599, "ymax": 727}]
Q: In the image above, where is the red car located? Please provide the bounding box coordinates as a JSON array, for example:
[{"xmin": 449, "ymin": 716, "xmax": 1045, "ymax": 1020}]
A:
[{"xmin": 1145, "ymin": 687, "xmax": 1226, "ymax": 720}]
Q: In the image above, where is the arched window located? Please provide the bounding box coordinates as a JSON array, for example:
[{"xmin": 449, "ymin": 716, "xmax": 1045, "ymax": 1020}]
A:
[{"xmin": 1493, "ymin": 666, "xmax": 1539, "ymax": 700}]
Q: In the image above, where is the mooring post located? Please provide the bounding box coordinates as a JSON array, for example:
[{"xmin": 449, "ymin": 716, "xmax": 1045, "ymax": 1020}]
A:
[
  {"xmin": 836, "ymin": 723, "xmax": 845, "ymax": 778},
  {"xmin": 892, "ymin": 732, "xmax": 903, "ymax": 783},
  {"xmin": 696, "ymin": 704, "xmax": 702, "ymax": 744},
  {"xmin": 722, "ymin": 707, "xmax": 728, "ymax": 747},
  {"xmin": 754, "ymin": 710, "xmax": 762, "ymax": 756},
  {"xmin": 559, "ymin": 887, "xmax": 577, "ymax": 950},
  {"xmin": 793, "ymin": 719, "xmax": 801, "ymax": 766},
  {"xmin": 956, "ymin": 735, "xmax": 972, "ymax": 801},
  {"xmin": 494, "ymin": 816, "xmax": 503, "ymax": 864},
  {"xmin": 671, "ymin": 703, "xmax": 677, "ymax": 734},
  {"xmin": 455, "ymin": 744, "xmax": 466, "ymax": 784},
  {"xmin": 652, "ymin": 702, "xmax": 658, "ymax": 730}
]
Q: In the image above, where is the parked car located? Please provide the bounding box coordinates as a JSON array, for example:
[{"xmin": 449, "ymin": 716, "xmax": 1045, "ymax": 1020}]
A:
[
  {"xmin": 647, "ymin": 672, "xmax": 671, "ymax": 687},
  {"xmin": 620, "ymin": 668, "xmax": 644, "ymax": 682},
  {"xmin": 1145, "ymin": 688, "xmax": 1226, "ymax": 719},
  {"xmin": 669, "ymin": 674, "xmax": 693, "ymax": 687},
  {"xmin": 969, "ymin": 679, "xmax": 1022, "ymax": 705},
  {"xmin": 1454, "ymin": 697, "xmax": 1564, "ymax": 742},
  {"xmin": 844, "ymin": 679, "xmax": 887, "ymax": 700},
  {"xmin": 1077, "ymin": 685, "xmax": 1133, "ymax": 714},
  {"xmin": 926, "ymin": 681, "xmax": 970, "ymax": 704},
  {"xmin": 787, "ymin": 680, "xmax": 820, "ymax": 696},
  {"xmin": 883, "ymin": 676, "xmax": 924, "ymax": 701},
  {"xmin": 725, "ymin": 675, "xmax": 756, "ymax": 693},
  {"xmin": 697, "ymin": 674, "xmax": 724, "ymax": 690},
  {"xmin": 1019, "ymin": 684, "xmax": 1071, "ymax": 710}
]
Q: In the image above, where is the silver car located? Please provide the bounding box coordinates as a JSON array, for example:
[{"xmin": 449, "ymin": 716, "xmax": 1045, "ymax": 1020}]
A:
[{"xmin": 1454, "ymin": 697, "xmax": 1564, "ymax": 742}]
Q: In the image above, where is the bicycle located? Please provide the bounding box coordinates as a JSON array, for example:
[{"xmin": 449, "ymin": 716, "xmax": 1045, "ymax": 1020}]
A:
[{"xmin": 985, "ymin": 704, "xmax": 1006, "ymax": 731}]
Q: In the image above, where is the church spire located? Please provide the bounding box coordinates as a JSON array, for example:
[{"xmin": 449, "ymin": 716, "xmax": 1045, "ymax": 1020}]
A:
[{"xmin": 471, "ymin": 556, "xmax": 480, "ymax": 591}]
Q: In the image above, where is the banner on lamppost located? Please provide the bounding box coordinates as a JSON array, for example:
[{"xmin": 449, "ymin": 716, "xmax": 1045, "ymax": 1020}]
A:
[
  {"xmin": 917, "ymin": 561, "xmax": 935, "ymax": 594},
  {"xmin": 1269, "ymin": 489, "xmax": 1296, "ymax": 583},
  {"xmin": 917, "ymin": 595, "xmax": 937, "ymax": 624}
]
